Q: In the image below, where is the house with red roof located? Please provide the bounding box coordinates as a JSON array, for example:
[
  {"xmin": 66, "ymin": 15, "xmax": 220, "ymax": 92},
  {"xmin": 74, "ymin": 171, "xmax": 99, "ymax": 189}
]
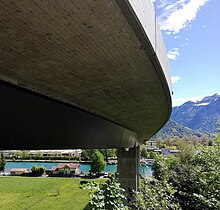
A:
[
  {"xmin": 10, "ymin": 168, "xmax": 29, "ymax": 176},
  {"xmin": 51, "ymin": 163, "xmax": 80, "ymax": 176}
]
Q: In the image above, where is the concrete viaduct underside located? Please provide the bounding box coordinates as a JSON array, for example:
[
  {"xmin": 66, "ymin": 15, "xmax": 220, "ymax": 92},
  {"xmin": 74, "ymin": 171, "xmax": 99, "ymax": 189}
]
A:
[{"xmin": 0, "ymin": 0, "xmax": 172, "ymax": 192}]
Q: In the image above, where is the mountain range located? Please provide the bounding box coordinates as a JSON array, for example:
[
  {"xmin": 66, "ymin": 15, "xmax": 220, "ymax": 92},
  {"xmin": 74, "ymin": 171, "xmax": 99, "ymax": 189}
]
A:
[{"xmin": 152, "ymin": 93, "xmax": 220, "ymax": 139}]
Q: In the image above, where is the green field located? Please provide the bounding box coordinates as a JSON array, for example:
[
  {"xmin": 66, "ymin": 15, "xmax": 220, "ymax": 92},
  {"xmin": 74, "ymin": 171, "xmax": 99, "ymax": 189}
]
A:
[{"xmin": 0, "ymin": 176, "xmax": 98, "ymax": 210}]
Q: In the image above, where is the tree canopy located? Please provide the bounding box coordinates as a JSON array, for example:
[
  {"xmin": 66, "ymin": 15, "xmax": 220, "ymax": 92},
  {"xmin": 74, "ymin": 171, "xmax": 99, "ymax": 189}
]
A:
[
  {"xmin": 31, "ymin": 166, "xmax": 46, "ymax": 176},
  {"xmin": 0, "ymin": 152, "xmax": 6, "ymax": 172},
  {"xmin": 90, "ymin": 151, "xmax": 106, "ymax": 175},
  {"xmin": 151, "ymin": 136, "xmax": 220, "ymax": 210}
]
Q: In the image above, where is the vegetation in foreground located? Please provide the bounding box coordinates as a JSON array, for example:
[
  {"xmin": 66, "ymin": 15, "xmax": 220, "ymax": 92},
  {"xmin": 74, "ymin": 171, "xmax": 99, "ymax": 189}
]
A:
[
  {"xmin": 80, "ymin": 175, "xmax": 128, "ymax": 209},
  {"xmin": 0, "ymin": 177, "xmax": 97, "ymax": 210},
  {"xmin": 1, "ymin": 137, "xmax": 219, "ymax": 210},
  {"xmin": 1, "ymin": 126, "xmax": 219, "ymax": 209},
  {"xmin": 81, "ymin": 131, "xmax": 220, "ymax": 210},
  {"xmin": 0, "ymin": 152, "xmax": 6, "ymax": 172},
  {"xmin": 153, "ymin": 137, "xmax": 220, "ymax": 210}
]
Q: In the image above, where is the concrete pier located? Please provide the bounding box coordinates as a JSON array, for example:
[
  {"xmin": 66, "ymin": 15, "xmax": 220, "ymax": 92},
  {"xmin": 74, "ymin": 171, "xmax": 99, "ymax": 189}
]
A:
[{"xmin": 117, "ymin": 146, "xmax": 140, "ymax": 195}]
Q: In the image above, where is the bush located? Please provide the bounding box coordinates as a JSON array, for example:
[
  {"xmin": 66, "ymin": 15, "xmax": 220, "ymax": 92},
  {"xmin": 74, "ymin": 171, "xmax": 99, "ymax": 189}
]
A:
[
  {"xmin": 80, "ymin": 175, "xmax": 128, "ymax": 209},
  {"xmin": 31, "ymin": 166, "xmax": 46, "ymax": 176},
  {"xmin": 131, "ymin": 176, "xmax": 181, "ymax": 210}
]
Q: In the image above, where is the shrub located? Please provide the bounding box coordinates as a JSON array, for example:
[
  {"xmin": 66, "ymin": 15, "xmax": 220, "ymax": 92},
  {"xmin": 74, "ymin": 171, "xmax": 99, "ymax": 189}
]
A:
[
  {"xmin": 31, "ymin": 166, "xmax": 46, "ymax": 176},
  {"xmin": 131, "ymin": 176, "xmax": 181, "ymax": 210},
  {"xmin": 80, "ymin": 175, "xmax": 128, "ymax": 209}
]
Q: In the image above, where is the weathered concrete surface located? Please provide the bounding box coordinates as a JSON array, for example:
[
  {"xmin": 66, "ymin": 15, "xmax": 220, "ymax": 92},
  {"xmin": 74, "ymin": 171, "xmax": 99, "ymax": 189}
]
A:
[
  {"xmin": 117, "ymin": 147, "xmax": 140, "ymax": 193},
  {"xmin": 0, "ymin": 0, "xmax": 172, "ymax": 148}
]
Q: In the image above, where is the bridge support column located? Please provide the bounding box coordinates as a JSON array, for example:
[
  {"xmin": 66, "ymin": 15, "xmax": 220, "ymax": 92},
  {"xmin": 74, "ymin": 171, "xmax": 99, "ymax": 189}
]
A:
[{"xmin": 117, "ymin": 146, "xmax": 140, "ymax": 196}]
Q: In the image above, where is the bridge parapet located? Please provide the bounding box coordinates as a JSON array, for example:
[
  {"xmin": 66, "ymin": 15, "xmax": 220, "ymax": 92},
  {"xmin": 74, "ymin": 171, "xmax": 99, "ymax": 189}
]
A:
[{"xmin": 118, "ymin": 0, "xmax": 171, "ymax": 92}]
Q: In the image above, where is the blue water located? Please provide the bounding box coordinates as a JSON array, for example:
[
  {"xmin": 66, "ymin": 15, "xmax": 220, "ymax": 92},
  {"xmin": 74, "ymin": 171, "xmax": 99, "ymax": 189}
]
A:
[{"xmin": 5, "ymin": 161, "xmax": 152, "ymax": 176}]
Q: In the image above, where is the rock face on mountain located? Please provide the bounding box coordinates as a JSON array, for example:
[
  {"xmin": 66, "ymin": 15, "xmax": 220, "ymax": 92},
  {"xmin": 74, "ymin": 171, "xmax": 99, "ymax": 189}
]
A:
[{"xmin": 171, "ymin": 94, "xmax": 220, "ymax": 133}]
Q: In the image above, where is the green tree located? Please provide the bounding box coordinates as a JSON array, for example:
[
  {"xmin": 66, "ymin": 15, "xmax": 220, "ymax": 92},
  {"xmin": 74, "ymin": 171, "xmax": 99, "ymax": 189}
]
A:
[
  {"xmin": 152, "ymin": 155, "xmax": 169, "ymax": 181},
  {"xmin": 91, "ymin": 151, "xmax": 106, "ymax": 175},
  {"xmin": 208, "ymin": 138, "xmax": 213, "ymax": 146},
  {"xmin": 191, "ymin": 135, "xmax": 199, "ymax": 147},
  {"xmin": 21, "ymin": 150, "xmax": 29, "ymax": 160},
  {"xmin": 152, "ymin": 154, "xmax": 179, "ymax": 181},
  {"xmin": 100, "ymin": 149, "xmax": 109, "ymax": 162},
  {"xmin": 15, "ymin": 150, "xmax": 22, "ymax": 159},
  {"xmin": 181, "ymin": 136, "xmax": 190, "ymax": 144},
  {"xmin": 99, "ymin": 149, "xmax": 116, "ymax": 162},
  {"xmin": 156, "ymin": 137, "xmax": 164, "ymax": 149},
  {"xmin": 192, "ymin": 140, "xmax": 220, "ymax": 209},
  {"xmin": 106, "ymin": 149, "xmax": 117, "ymax": 158},
  {"xmin": 36, "ymin": 151, "xmax": 43, "ymax": 159},
  {"xmin": 131, "ymin": 176, "xmax": 180, "ymax": 210},
  {"xmin": 87, "ymin": 149, "xmax": 97, "ymax": 159},
  {"xmin": 177, "ymin": 143, "xmax": 196, "ymax": 165},
  {"xmin": 168, "ymin": 137, "xmax": 220, "ymax": 210},
  {"xmin": 0, "ymin": 152, "xmax": 6, "ymax": 172},
  {"xmin": 140, "ymin": 147, "xmax": 148, "ymax": 159},
  {"xmin": 200, "ymin": 134, "xmax": 209, "ymax": 146},
  {"xmin": 168, "ymin": 164, "xmax": 200, "ymax": 210},
  {"xmin": 80, "ymin": 150, "xmax": 89, "ymax": 160},
  {"xmin": 31, "ymin": 166, "xmax": 45, "ymax": 176},
  {"xmin": 149, "ymin": 151, "xmax": 157, "ymax": 159},
  {"xmin": 172, "ymin": 136, "xmax": 181, "ymax": 146},
  {"xmin": 168, "ymin": 140, "xmax": 220, "ymax": 210},
  {"xmin": 165, "ymin": 135, "xmax": 172, "ymax": 148},
  {"xmin": 81, "ymin": 149, "xmax": 97, "ymax": 160}
]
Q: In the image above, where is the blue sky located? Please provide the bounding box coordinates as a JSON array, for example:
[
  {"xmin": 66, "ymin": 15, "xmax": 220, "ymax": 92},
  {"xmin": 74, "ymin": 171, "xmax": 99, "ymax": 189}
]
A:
[{"xmin": 151, "ymin": 0, "xmax": 220, "ymax": 106}]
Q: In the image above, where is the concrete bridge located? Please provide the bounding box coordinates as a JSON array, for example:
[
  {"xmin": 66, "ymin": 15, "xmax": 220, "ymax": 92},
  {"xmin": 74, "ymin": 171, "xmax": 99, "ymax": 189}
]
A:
[{"xmin": 0, "ymin": 0, "xmax": 172, "ymax": 191}]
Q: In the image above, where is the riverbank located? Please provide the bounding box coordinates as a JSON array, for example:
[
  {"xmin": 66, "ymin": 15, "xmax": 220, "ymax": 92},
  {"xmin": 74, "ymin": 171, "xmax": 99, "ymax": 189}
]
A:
[
  {"xmin": 6, "ymin": 159, "xmax": 91, "ymax": 163},
  {"xmin": 4, "ymin": 161, "xmax": 152, "ymax": 176},
  {"xmin": 6, "ymin": 159, "xmax": 117, "ymax": 165}
]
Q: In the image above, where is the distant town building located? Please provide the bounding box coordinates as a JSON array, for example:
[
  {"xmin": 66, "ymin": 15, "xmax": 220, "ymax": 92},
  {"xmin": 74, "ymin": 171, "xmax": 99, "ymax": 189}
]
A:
[
  {"xmin": 29, "ymin": 149, "xmax": 82, "ymax": 157},
  {"xmin": 170, "ymin": 149, "xmax": 180, "ymax": 156},
  {"xmin": 146, "ymin": 146, "xmax": 158, "ymax": 152},
  {"xmin": 2, "ymin": 149, "xmax": 82, "ymax": 158},
  {"xmin": 2, "ymin": 150, "xmax": 18, "ymax": 158},
  {"xmin": 153, "ymin": 148, "xmax": 180, "ymax": 156},
  {"xmin": 161, "ymin": 148, "xmax": 170, "ymax": 156}
]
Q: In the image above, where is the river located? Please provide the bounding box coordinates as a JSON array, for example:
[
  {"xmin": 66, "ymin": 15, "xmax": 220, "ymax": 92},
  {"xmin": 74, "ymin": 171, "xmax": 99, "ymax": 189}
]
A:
[{"xmin": 5, "ymin": 161, "xmax": 152, "ymax": 176}]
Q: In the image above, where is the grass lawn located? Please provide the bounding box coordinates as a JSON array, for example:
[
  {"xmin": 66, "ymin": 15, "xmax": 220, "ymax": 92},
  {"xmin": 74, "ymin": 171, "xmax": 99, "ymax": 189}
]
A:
[{"xmin": 0, "ymin": 176, "xmax": 102, "ymax": 210}]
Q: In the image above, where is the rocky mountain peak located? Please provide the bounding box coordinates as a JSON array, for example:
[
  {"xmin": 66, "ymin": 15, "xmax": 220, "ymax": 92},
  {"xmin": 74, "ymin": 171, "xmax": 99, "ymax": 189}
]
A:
[{"xmin": 171, "ymin": 94, "xmax": 220, "ymax": 133}]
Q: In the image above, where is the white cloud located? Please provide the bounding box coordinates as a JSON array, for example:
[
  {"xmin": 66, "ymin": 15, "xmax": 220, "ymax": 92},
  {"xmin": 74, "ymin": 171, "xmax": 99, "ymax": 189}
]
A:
[
  {"xmin": 167, "ymin": 48, "xmax": 180, "ymax": 60},
  {"xmin": 154, "ymin": 0, "xmax": 210, "ymax": 34},
  {"xmin": 202, "ymin": 25, "xmax": 207, "ymax": 28},
  {"xmin": 171, "ymin": 75, "xmax": 181, "ymax": 84},
  {"xmin": 181, "ymin": 43, "xmax": 188, "ymax": 47},
  {"xmin": 172, "ymin": 96, "xmax": 205, "ymax": 107},
  {"xmin": 151, "ymin": 0, "xmax": 156, "ymax": 7}
]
